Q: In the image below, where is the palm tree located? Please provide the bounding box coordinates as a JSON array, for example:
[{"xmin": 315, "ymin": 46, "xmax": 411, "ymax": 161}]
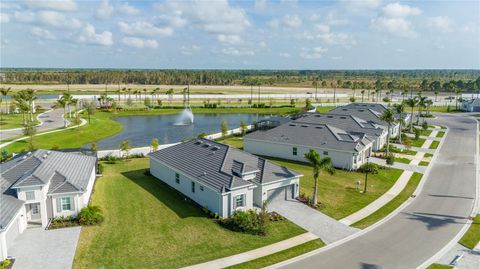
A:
[
  {"xmin": 0, "ymin": 87, "xmax": 11, "ymax": 116},
  {"xmin": 380, "ymin": 109, "xmax": 395, "ymax": 156},
  {"xmin": 405, "ymin": 97, "xmax": 418, "ymax": 133},
  {"xmin": 56, "ymin": 98, "xmax": 68, "ymax": 127},
  {"xmin": 393, "ymin": 103, "xmax": 405, "ymax": 144},
  {"xmin": 417, "ymin": 96, "xmax": 427, "ymax": 125},
  {"xmin": 360, "ymin": 90, "xmax": 365, "ymax": 102},
  {"xmin": 359, "ymin": 162, "xmax": 379, "ymax": 193},
  {"xmin": 434, "ymin": 91, "xmax": 439, "ymax": 102},
  {"xmin": 425, "ymin": 99, "xmax": 433, "ymax": 116},
  {"xmin": 143, "ymin": 88, "xmax": 148, "ymax": 100},
  {"xmin": 25, "ymin": 89, "xmax": 37, "ymax": 123},
  {"xmin": 312, "ymin": 79, "xmax": 318, "ymax": 101},
  {"xmin": 455, "ymin": 88, "xmax": 462, "ymax": 110},
  {"xmin": 62, "ymin": 92, "xmax": 73, "ymax": 118},
  {"xmin": 13, "ymin": 92, "xmax": 29, "ymax": 126},
  {"xmin": 304, "ymin": 150, "xmax": 335, "ymax": 206}
]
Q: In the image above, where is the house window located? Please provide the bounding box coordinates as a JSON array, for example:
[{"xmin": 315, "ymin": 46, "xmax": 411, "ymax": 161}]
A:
[
  {"xmin": 191, "ymin": 181, "xmax": 195, "ymax": 193},
  {"xmin": 200, "ymin": 185, "xmax": 204, "ymax": 191},
  {"xmin": 234, "ymin": 194, "xmax": 245, "ymax": 209},
  {"xmin": 61, "ymin": 197, "xmax": 72, "ymax": 211},
  {"xmin": 292, "ymin": 147, "xmax": 297, "ymax": 156},
  {"xmin": 323, "ymin": 151, "xmax": 329, "ymax": 155},
  {"xmin": 31, "ymin": 204, "xmax": 39, "ymax": 214},
  {"xmin": 175, "ymin": 173, "xmax": 180, "ymax": 184},
  {"xmin": 26, "ymin": 191, "xmax": 35, "ymax": 200}
]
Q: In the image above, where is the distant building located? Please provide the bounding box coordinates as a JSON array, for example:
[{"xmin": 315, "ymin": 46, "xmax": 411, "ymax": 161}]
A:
[
  {"xmin": 149, "ymin": 139, "xmax": 301, "ymax": 218},
  {"xmin": 461, "ymin": 98, "xmax": 480, "ymax": 112},
  {"xmin": 0, "ymin": 150, "xmax": 97, "ymax": 260}
]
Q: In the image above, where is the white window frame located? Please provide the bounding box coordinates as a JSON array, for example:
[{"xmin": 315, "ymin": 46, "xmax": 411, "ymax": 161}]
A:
[
  {"xmin": 31, "ymin": 203, "xmax": 39, "ymax": 214},
  {"xmin": 234, "ymin": 194, "xmax": 245, "ymax": 209},
  {"xmin": 26, "ymin": 191, "xmax": 35, "ymax": 200},
  {"xmin": 61, "ymin": 197, "xmax": 72, "ymax": 211}
]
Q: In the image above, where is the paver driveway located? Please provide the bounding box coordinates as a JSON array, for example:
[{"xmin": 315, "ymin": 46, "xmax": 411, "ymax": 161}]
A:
[{"xmin": 8, "ymin": 226, "xmax": 81, "ymax": 269}]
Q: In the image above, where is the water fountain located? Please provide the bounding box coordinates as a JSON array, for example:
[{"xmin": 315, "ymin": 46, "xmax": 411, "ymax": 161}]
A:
[{"xmin": 174, "ymin": 85, "xmax": 194, "ymax": 125}]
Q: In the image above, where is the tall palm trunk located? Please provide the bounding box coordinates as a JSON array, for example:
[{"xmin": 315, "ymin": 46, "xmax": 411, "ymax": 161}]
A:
[
  {"xmin": 398, "ymin": 121, "xmax": 402, "ymax": 144},
  {"xmin": 312, "ymin": 175, "xmax": 318, "ymax": 205},
  {"xmin": 385, "ymin": 124, "xmax": 390, "ymax": 156},
  {"xmin": 63, "ymin": 106, "xmax": 67, "ymax": 127},
  {"xmin": 364, "ymin": 172, "xmax": 368, "ymax": 193},
  {"xmin": 410, "ymin": 107, "xmax": 414, "ymax": 133}
]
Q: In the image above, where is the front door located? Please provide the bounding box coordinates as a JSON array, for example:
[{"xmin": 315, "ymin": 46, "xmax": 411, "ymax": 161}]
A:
[{"xmin": 27, "ymin": 203, "xmax": 41, "ymax": 222}]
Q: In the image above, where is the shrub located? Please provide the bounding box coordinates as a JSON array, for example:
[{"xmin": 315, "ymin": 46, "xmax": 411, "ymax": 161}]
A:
[
  {"xmin": 350, "ymin": 97, "xmax": 356, "ymax": 103},
  {"xmin": 386, "ymin": 154, "xmax": 395, "ymax": 165},
  {"xmin": 0, "ymin": 259, "xmax": 11, "ymax": 269},
  {"xmin": 49, "ymin": 216, "xmax": 78, "ymax": 229},
  {"xmin": 383, "ymin": 97, "xmax": 390, "ymax": 102},
  {"xmin": 414, "ymin": 128, "xmax": 421, "ymax": 140},
  {"xmin": 77, "ymin": 205, "xmax": 104, "ymax": 226},
  {"xmin": 422, "ymin": 121, "xmax": 428, "ymax": 130},
  {"xmin": 99, "ymin": 155, "xmax": 120, "ymax": 163},
  {"xmin": 220, "ymin": 209, "xmax": 269, "ymax": 235},
  {"xmin": 98, "ymin": 163, "xmax": 104, "ymax": 174},
  {"xmin": 197, "ymin": 132, "xmax": 208, "ymax": 138}
]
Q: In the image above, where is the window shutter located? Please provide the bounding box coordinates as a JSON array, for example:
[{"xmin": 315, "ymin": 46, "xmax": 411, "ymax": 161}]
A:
[
  {"xmin": 70, "ymin": 197, "xmax": 75, "ymax": 211},
  {"xmin": 56, "ymin": 198, "xmax": 61, "ymax": 212}
]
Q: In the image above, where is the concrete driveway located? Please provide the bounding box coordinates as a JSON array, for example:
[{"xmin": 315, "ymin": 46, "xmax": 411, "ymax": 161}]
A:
[
  {"xmin": 269, "ymin": 196, "xmax": 359, "ymax": 244},
  {"xmin": 8, "ymin": 227, "xmax": 81, "ymax": 269}
]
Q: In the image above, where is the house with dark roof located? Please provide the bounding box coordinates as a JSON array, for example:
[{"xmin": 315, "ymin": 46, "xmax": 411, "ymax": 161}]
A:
[
  {"xmin": 0, "ymin": 150, "xmax": 97, "ymax": 260},
  {"xmin": 294, "ymin": 113, "xmax": 387, "ymax": 151},
  {"xmin": 244, "ymin": 120, "xmax": 374, "ymax": 170},
  {"xmin": 149, "ymin": 138, "xmax": 301, "ymax": 218},
  {"xmin": 461, "ymin": 98, "xmax": 480, "ymax": 112}
]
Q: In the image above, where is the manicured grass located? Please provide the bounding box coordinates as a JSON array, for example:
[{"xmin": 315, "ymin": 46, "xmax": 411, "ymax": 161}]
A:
[
  {"xmin": 429, "ymin": 140, "xmax": 440, "ymax": 150},
  {"xmin": 74, "ymin": 158, "xmax": 306, "ymax": 269},
  {"xmin": 419, "ymin": 161, "xmax": 429, "ymax": 166},
  {"xmin": 420, "ymin": 130, "xmax": 432, "ymax": 137},
  {"xmin": 216, "ymin": 135, "xmax": 245, "ymax": 150},
  {"xmin": 412, "ymin": 138, "xmax": 426, "ymax": 147},
  {"xmin": 424, "ymin": 153, "xmax": 434, "ymax": 158},
  {"xmin": 266, "ymin": 157, "xmax": 403, "ymax": 220},
  {"xmin": 352, "ymin": 172, "xmax": 423, "ymax": 229},
  {"xmin": 440, "ymin": 125, "xmax": 447, "ymax": 129},
  {"xmin": 226, "ymin": 239, "xmax": 325, "ymax": 269},
  {"xmin": 3, "ymin": 107, "xmax": 300, "ymax": 153},
  {"xmin": 395, "ymin": 157, "xmax": 412, "ymax": 164},
  {"xmin": 436, "ymin": 131, "xmax": 445, "ymax": 138},
  {"xmin": 315, "ymin": 106, "xmax": 335, "ymax": 113},
  {"xmin": 0, "ymin": 113, "xmax": 40, "ymax": 130},
  {"xmin": 458, "ymin": 214, "xmax": 480, "ymax": 249},
  {"xmin": 390, "ymin": 145, "xmax": 417, "ymax": 156},
  {"xmin": 427, "ymin": 263, "xmax": 453, "ymax": 269}
]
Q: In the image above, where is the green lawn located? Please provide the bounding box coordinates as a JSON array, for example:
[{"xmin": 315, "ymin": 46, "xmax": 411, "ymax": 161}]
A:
[
  {"xmin": 0, "ymin": 113, "xmax": 40, "ymax": 130},
  {"xmin": 226, "ymin": 239, "xmax": 325, "ymax": 269},
  {"xmin": 352, "ymin": 172, "xmax": 423, "ymax": 229},
  {"xmin": 412, "ymin": 138, "xmax": 426, "ymax": 147},
  {"xmin": 429, "ymin": 140, "xmax": 440, "ymax": 150},
  {"xmin": 3, "ymin": 107, "xmax": 301, "ymax": 153},
  {"xmin": 424, "ymin": 153, "xmax": 434, "ymax": 158},
  {"xmin": 395, "ymin": 157, "xmax": 412, "ymax": 164},
  {"xmin": 436, "ymin": 131, "xmax": 445, "ymax": 138},
  {"xmin": 458, "ymin": 214, "xmax": 480, "ymax": 249},
  {"xmin": 315, "ymin": 106, "xmax": 335, "ymax": 113},
  {"xmin": 427, "ymin": 263, "xmax": 453, "ymax": 269},
  {"xmin": 74, "ymin": 159, "xmax": 306, "ymax": 269},
  {"xmin": 420, "ymin": 130, "xmax": 432, "ymax": 137},
  {"xmin": 219, "ymin": 136, "xmax": 403, "ymax": 220},
  {"xmin": 216, "ymin": 135, "xmax": 245, "ymax": 150},
  {"xmin": 419, "ymin": 161, "xmax": 429, "ymax": 166}
]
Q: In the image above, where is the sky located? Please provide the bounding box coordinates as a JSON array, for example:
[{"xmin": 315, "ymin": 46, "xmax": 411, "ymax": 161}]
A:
[{"xmin": 0, "ymin": 0, "xmax": 479, "ymax": 69}]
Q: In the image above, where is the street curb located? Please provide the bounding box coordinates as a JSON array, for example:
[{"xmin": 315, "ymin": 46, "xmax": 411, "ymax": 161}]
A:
[
  {"xmin": 0, "ymin": 109, "xmax": 53, "ymax": 132},
  {"xmin": 416, "ymin": 116, "xmax": 479, "ymax": 269}
]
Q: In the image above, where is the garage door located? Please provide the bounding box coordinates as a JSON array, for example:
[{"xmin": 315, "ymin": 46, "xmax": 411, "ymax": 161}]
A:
[
  {"xmin": 267, "ymin": 185, "xmax": 294, "ymax": 202},
  {"xmin": 5, "ymin": 218, "xmax": 20, "ymax": 248}
]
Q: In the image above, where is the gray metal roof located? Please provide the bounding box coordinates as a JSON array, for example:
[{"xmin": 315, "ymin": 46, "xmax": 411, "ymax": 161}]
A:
[
  {"xmin": 149, "ymin": 138, "xmax": 300, "ymax": 193},
  {"xmin": 329, "ymin": 106, "xmax": 389, "ymax": 126},
  {"xmin": 294, "ymin": 113, "xmax": 386, "ymax": 139},
  {"xmin": 0, "ymin": 150, "xmax": 96, "ymax": 230},
  {"xmin": 245, "ymin": 121, "xmax": 373, "ymax": 153}
]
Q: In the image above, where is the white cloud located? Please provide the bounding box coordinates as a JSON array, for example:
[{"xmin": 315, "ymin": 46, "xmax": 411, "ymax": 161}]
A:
[
  {"xmin": 279, "ymin": 52, "xmax": 291, "ymax": 57},
  {"xmin": 340, "ymin": 0, "xmax": 382, "ymax": 10},
  {"xmin": 217, "ymin": 34, "xmax": 243, "ymax": 45},
  {"xmin": 119, "ymin": 21, "xmax": 173, "ymax": 37},
  {"xmin": 306, "ymin": 23, "xmax": 356, "ymax": 47},
  {"xmin": 13, "ymin": 10, "xmax": 36, "ymax": 23},
  {"xmin": 193, "ymin": 0, "xmax": 250, "ymax": 35},
  {"xmin": 331, "ymin": 56, "xmax": 343, "ymax": 60},
  {"xmin": 382, "ymin": 2, "xmax": 421, "ymax": 18},
  {"xmin": 20, "ymin": 0, "xmax": 77, "ymax": 11},
  {"xmin": 31, "ymin": 27, "xmax": 55, "ymax": 39},
  {"xmin": 37, "ymin": 11, "xmax": 82, "ymax": 29},
  {"xmin": 221, "ymin": 47, "xmax": 254, "ymax": 56},
  {"xmin": 96, "ymin": 0, "xmax": 114, "ymax": 20},
  {"xmin": 76, "ymin": 24, "xmax": 113, "ymax": 46},
  {"xmin": 122, "ymin": 37, "xmax": 158, "ymax": 48},
  {"xmin": 180, "ymin": 45, "xmax": 200, "ymax": 55},
  {"xmin": 284, "ymin": 14, "xmax": 302, "ymax": 28},
  {"xmin": 315, "ymin": 24, "xmax": 330, "ymax": 34},
  {"xmin": 427, "ymin": 16, "xmax": 452, "ymax": 33},
  {"xmin": 300, "ymin": 47, "xmax": 327, "ymax": 59},
  {"xmin": 259, "ymin": 41, "xmax": 267, "ymax": 47},
  {"xmin": 267, "ymin": 19, "xmax": 280, "ymax": 28},
  {"xmin": 254, "ymin": 0, "xmax": 268, "ymax": 10},
  {"xmin": 0, "ymin": 13, "xmax": 10, "ymax": 23},
  {"xmin": 371, "ymin": 3, "xmax": 421, "ymax": 38},
  {"xmin": 156, "ymin": 12, "xmax": 187, "ymax": 28},
  {"xmin": 118, "ymin": 2, "xmax": 141, "ymax": 16}
]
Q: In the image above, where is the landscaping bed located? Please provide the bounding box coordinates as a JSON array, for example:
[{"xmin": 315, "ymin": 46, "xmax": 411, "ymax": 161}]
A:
[
  {"xmin": 429, "ymin": 140, "xmax": 440, "ymax": 150},
  {"xmin": 74, "ymin": 159, "xmax": 306, "ymax": 269},
  {"xmin": 458, "ymin": 214, "xmax": 480, "ymax": 249},
  {"xmin": 436, "ymin": 131, "xmax": 445, "ymax": 138}
]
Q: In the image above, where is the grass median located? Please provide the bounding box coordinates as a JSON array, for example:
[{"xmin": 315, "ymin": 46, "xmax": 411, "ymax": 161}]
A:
[
  {"xmin": 352, "ymin": 172, "xmax": 423, "ymax": 229},
  {"xmin": 458, "ymin": 214, "xmax": 480, "ymax": 249}
]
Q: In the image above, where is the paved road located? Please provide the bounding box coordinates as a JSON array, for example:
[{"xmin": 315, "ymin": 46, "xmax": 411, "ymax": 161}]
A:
[
  {"xmin": 276, "ymin": 114, "xmax": 478, "ymax": 269},
  {"xmin": 0, "ymin": 109, "xmax": 65, "ymax": 140}
]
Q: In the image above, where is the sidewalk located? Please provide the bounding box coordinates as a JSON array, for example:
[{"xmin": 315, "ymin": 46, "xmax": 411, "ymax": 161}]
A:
[
  {"xmin": 339, "ymin": 128, "xmax": 440, "ymax": 226},
  {"xmin": 182, "ymin": 232, "xmax": 319, "ymax": 269}
]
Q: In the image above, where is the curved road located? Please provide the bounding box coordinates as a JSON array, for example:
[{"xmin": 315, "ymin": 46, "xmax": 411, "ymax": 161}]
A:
[{"xmin": 275, "ymin": 114, "xmax": 478, "ymax": 269}]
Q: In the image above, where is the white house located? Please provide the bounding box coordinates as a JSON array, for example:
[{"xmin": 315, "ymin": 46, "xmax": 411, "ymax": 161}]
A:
[
  {"xmin": 461, "ymin": 98, "xmax": 480, "ymax": 112},
  {"xmin": 149, "ymin": 139, "xmax": 302, "ymax": 218},
  {"xmin": 0, "ymin": 150, "xmax": 97, "ymax": 261},
  {"xmin": 244, "ymin": 122, "xmax": 374, "ymax": 170}
]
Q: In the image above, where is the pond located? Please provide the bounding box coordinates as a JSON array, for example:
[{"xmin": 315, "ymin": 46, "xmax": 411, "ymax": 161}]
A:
[{"xmin": 94, "ymin": 113, "xmax": 271, "ymax": 149}]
